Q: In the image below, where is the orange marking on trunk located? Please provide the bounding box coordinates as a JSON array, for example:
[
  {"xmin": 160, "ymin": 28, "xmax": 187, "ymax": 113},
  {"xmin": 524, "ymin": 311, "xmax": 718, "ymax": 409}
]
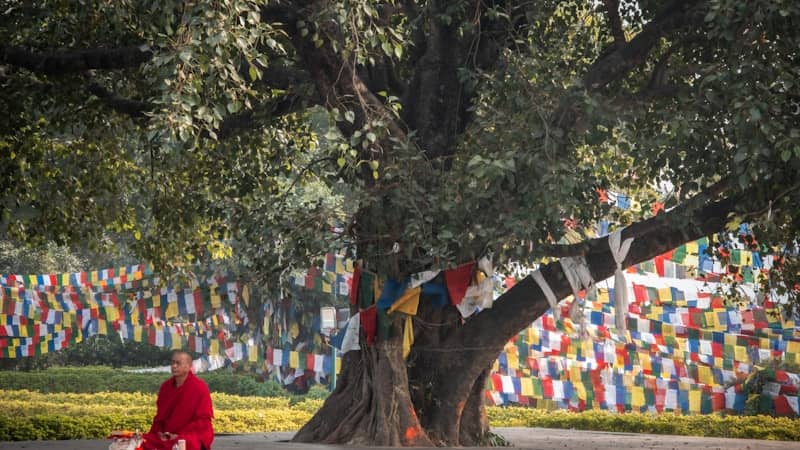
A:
[
  {"xmin": 404, "ymin": 426, "xmax": 420, "ymax": 441},
  {"xmin": 456, "ymin": 400, "xmax": 466, "ymax": 416}
]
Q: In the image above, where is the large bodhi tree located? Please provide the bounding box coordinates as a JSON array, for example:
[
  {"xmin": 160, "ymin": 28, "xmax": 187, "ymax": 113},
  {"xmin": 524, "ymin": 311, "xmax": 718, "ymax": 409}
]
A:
[{"xmin": 2, "ymin": 0, "xmax": 800, "ymax": 446}]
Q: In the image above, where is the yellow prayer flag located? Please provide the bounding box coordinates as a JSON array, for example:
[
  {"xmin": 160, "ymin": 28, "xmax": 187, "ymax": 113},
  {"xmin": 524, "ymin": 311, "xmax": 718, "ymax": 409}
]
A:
[
  {"xmin": 698, "ymin": 365, "xmax": 713, "ymax": 385},
  {"xmin": 105, "ymin": 306, "xmax": 120, "ymax": 322},
  {"xmin": 165, "ymin": 301, "xmax": 178, "ymax": 319},
  {"xmin": 674, "ymin": 337, "xmax": 686, "ymax": 353},
  {"xmin": 724, "ymin": 333, "xmax": 737, "ymax": 347},
  {"xmin": 322, "ymin": 280, "xmax": 332, "ymax": 293},
  {"xmin": 40, "ymin": 340, "xmax": 48, "ymax": 355},
  {"xmin": 134, "ymin": 326, "xmax": 143, "ymax": 342},
  {"xmin": 335, "ymin": 355, "xmax": 341, "ymax": 374},
  {"xmin": 734, "ymin": 345, "xmax": 748, "ymax": 362},
  {"xmin": 657, "ymin": 287, "xmax": 672, "ymax": 301},
  {"xmin": 562, "ymin": 318, "xmax": 575, "ymax": 336},
  {"xmin": 632, "ymin": 386, "xmax": 645, "ymax": 408},
  {"xmin": 689, "ymin": 389, "xmax": 701, "ymax": 413},
  {"xmin": 209, "ymin": 339, "xmax": 219, "ymax": 355},
  {"xmin": 211, "ymin": 294, "xmax": 221, "ymax": 308},
  {"xmin": 741, "ymin": 250, "xmax": 751, "ymax": 266},
  {"xmin": 389, "ymin": 287, "xmax": 421, "ymax": 315},
  {"xmin": 402, "ymin": 316, "xmax": 414, "ymax": 359},
  {"xmin": 336, "ymin": 257, "xmax": 345, "ymax": 274},
  {"xmin": 290, "ymin": 351, "xmax": 300, "ymax": 368},
  {"xmin": 640, "ymin": 352, "xmax": 652, "ymax": 373},
  {"xmin": 249, "ymin": 344, "xmax": 258, "ymax": 362},
  {"xmin": 242, "ymin": 285, "xmax": 250, "ymax": 306},
  {"xmin": 521, "ymin": 378, "xmax": 534, "ymax": 396},
  {"xmin": 171, "ymin": 331, "xmax": 181, "ymax": 350},
  {"xmin": 574, "ymin": 381, "xmax": 587, "ymax": 400},
  {"xmin": 704, "ymin": 311, "xmax": 718, "ymax": 330},
  {"xmin": 686, "ymin": 241, "xmax": 699, "ymax": 254},
  {"xmin": 527, "ymin": 327, "xmax": 539, "ymax": 346},
  {"xmin": 97, "ymin": 319, "xmax": 108, "ymax": 335},
  {"xmin": 492, "ymin": 359, "xmax": 499, "ymax": 372},
  {"xmin": 570, "ymin": 364, "xmax": 582, "ymax": 382},
  {"xmin": 597, "ymin": 288, "xmax": 609, "ymax": 303},
  {"xmin": 507, "ymin": 350, "xmax": 519, "ymax": 369}
]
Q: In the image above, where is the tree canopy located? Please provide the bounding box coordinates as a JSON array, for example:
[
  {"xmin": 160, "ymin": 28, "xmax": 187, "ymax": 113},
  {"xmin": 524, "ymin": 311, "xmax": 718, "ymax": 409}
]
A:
[{"xmin": 2, "ymin": 0, "xmax": 800, "ymax": 445}]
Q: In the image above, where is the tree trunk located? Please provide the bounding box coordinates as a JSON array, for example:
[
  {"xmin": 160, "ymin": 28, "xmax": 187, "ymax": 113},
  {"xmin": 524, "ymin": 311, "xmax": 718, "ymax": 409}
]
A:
[
  {"xmin": 292, "ymin": 319, "xmax": 433, "ymax": 446},
  {"xmin": 294, "ymin": 194, "xmax": 745, "ymax": 447}
]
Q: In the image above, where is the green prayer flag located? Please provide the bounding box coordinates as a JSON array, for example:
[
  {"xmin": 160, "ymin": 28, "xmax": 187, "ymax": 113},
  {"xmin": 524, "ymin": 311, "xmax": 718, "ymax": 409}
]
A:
[{"xmin": 358, "ymin": 271, "xmax": 376, "ymax": 309}]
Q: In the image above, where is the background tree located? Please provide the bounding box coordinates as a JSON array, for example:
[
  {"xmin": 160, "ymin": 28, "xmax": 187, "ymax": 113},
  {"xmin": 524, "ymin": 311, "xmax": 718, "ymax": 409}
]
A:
[{"xmin": 2, "ymin": 0, "xmax": 800, "ymax": 446}]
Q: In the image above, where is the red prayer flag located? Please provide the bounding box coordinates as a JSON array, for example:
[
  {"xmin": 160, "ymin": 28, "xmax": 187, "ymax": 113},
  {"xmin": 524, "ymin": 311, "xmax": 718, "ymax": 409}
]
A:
[
  {"xmin": 774, "ymin": 396, "xmax": 793, "ymax": 416},
  {"xmin": 350, "ymin": 268, "xmax": 362, "ymax": 306},
  {"xmin": 444, "ymin": 262, "xmax": 475, "ymax": 305},
  {"xmin": 360, "ymin": 305, "xmax": 377, "ymax": 345}
]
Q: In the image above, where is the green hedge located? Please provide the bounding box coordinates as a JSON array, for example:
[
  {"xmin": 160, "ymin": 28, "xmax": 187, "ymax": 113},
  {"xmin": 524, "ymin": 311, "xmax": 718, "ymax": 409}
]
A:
[
  {"xmin": 3, "ymin": 407, "xmax": 798, "ymax": 441},
  {"xmin": 486, "ymin": 407, "xmax": 800, "ymax": 441},
  {"xmin": 1, "ymin": 367, "xmax": 797, "ymax": 442},
  {"xmin": 0, "ymin": 366, "xmax": 295, "ymax": 397}
]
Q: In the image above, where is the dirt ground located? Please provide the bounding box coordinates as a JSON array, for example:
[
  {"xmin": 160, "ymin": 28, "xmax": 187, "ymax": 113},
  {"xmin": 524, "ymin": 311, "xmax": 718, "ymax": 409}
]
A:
[{"xmin": 0, "ymin": 428, "xmax": 797, "ymax": 450}]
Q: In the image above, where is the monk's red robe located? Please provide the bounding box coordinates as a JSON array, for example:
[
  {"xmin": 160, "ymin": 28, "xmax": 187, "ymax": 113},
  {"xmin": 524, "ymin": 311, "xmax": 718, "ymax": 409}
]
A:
[{"xmin": 143, "ymin": 372, "xmax": 214, "ymax": 450}]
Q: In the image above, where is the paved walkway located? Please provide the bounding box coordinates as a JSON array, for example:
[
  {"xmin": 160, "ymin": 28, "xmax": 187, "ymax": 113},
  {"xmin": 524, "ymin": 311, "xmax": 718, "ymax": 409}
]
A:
[{"xmin": 1, "ymin": 428, "xmax": 797, "ymax": 450}]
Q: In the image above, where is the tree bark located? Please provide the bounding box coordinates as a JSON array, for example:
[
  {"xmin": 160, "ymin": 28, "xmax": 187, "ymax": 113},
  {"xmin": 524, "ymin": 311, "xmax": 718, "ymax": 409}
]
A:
[{"xmin": 292, "ymin": 330, "xmax": 433, "ymax": 446}]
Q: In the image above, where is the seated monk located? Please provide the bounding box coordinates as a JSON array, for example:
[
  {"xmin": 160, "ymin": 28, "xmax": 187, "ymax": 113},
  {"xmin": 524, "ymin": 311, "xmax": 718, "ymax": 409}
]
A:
[{"xmin": 143, "ymin": 351, "xmax": 214, "ymax": 450}]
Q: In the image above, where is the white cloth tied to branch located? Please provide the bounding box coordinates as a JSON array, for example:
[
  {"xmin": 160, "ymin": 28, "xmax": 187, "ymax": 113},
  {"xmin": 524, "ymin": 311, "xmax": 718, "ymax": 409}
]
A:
[
  {"xmin": 341, "ymin": 314, "xmax": 361, "ymax": 354},
  {"xmin": 560, "ymin": 256, "xmax": 594, "ymax": 336},
  {"xmin": 531, "ymin": 269, "xmax": 560, "ymax": 320},
  {"xmin": 608, "ymin": 230, "xmax": 634, "ymax": 331}
]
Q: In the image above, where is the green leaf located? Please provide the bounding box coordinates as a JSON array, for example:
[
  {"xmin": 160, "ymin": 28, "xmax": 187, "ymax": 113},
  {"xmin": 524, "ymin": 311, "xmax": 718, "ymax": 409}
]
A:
[
  {"xmin": 381, "ymin": 42, "xmax": 392, "ymax": 57},
  {"xmin": 248, "ymin": 65, "xmax": 258, "ymax": 81}
]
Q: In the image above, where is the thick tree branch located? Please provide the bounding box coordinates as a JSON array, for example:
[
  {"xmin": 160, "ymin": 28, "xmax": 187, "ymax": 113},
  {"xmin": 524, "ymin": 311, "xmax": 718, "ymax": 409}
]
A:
[
  {"xmin": 583, "ymin": 0, "xmax": 702, "ymax": 91},
  {"xmin": 86, "ymin": 81, "xmax": 150, "ymax": 118},
  {"xmin": 602, "ymin": 0, "xmax": 626, "ymax": 46},
  {"xmin": 403, "ymin": 0, "xmax": 503, "ymax": 163},
  {"xmin": 285, "ymin": 12, "xmax": 407, "ymax": 146},
  {"xmin": 85, "ymin": 75, "xmax": 312, "ymax": 138},
  {"xmin": 552, "ymin": 0, "xmax": 704, "ymax": 150},
  {"xmin": 422, "ymin": 192, "xmax": 741, "ymax": 417},
  {"xmin": 1, "ymin": 45, "xmax": 151, "ymax": 75}
]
